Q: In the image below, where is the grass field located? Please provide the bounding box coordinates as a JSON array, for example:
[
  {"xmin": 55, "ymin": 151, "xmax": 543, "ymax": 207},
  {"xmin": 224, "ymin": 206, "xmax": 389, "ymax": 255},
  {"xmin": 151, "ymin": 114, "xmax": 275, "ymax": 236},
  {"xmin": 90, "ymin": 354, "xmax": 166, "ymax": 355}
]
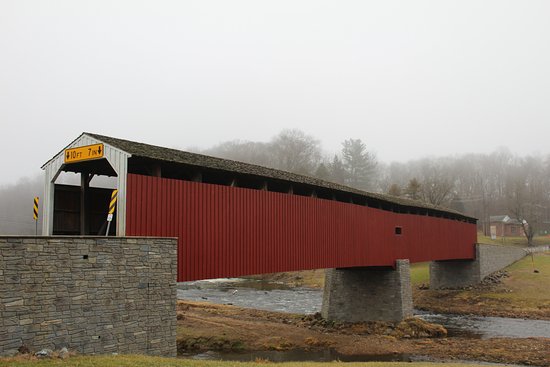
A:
[
  {"xmin": 0, "ymin": 356, "xmax": 500, "ymax": 367},
  {"xmin": 409, "ymin": 233, "xmax": 550, "ymax": 288},
  {"xmin": 477, "ymin": 233, "xmax": 550, "ymax": 247},
  {"xmin": 410, "ymin": 262, "xmax": 429, "ymax": 285},
  {"xmin": 481, "ymin": 251, "xmax": 550, "ymax": 307},
  {"xmin": 414, "ymin": 251, "xmax": 550, "ymax": 319}
]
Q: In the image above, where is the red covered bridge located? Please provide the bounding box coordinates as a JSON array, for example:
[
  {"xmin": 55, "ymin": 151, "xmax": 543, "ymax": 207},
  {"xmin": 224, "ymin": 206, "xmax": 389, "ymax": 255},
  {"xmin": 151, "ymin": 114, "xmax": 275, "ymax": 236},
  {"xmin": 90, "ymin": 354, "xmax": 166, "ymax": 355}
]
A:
[
  {"xmin": 42, "ymin": 133, "xmax": 477, "ymax": 283},
  {"xmin": 126, "ymin": 174, "xmax": 476, "ymax": 281}
]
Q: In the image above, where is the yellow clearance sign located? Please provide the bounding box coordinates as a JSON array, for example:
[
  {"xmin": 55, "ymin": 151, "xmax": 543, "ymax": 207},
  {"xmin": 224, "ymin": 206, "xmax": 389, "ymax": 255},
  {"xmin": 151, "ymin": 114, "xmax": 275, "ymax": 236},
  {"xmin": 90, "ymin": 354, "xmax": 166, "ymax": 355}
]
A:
[{"xmin": 64, "ymin": 143, "xmax": 104, "ymax": 163}]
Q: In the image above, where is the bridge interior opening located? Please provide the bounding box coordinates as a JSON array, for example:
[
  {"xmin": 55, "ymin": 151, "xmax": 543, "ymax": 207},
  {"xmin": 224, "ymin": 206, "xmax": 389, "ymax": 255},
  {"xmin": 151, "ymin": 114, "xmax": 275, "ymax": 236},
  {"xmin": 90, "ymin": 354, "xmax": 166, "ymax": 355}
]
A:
[{"xmin": 51, "ymin": 158, "xmax": 117, "ymax": 236}]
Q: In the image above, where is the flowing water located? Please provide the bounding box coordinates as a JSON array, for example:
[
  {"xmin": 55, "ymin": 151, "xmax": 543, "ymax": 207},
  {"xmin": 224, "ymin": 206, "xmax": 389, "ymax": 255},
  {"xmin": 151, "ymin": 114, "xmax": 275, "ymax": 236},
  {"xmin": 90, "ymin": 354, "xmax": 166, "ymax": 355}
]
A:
[
  {"xmin": 178, "ymin": 278, "xmax": 321, "ymax": 314},
  {"xmin": 177, "ymin": 278, "xmax": 550, "ymax": 339}
]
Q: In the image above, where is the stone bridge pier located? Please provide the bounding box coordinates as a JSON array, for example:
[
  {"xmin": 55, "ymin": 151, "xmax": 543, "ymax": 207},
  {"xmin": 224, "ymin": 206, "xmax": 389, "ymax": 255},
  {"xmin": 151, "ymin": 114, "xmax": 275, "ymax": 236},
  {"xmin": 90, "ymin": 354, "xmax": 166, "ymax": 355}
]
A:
[
  {"xmin": 430, "ymin": 243, "xmax": 527, "ymax": 289},
  {"xmin": 322, "ymin": 244, "xmax": 532, "ymax": 323},
  {"xmin": 321, "ymin": 259, "xmax": 413, "ymax": 322}
]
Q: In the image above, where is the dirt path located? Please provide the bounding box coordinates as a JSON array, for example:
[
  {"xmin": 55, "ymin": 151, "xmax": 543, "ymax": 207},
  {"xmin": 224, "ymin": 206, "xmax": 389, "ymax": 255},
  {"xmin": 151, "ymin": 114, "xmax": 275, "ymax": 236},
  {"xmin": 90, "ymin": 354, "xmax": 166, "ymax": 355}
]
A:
[{"xmin": 177, "ymin": 301, "xmax": 550, "ymax": 367}]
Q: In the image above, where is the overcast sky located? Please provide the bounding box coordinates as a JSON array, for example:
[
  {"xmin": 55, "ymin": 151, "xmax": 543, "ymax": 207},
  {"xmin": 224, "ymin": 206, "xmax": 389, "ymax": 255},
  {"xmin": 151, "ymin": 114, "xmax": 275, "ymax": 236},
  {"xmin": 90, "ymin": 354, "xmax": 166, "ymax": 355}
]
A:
[{"xmin": 1, "ymin": 0, "xmax": 549, "ymax": 185}]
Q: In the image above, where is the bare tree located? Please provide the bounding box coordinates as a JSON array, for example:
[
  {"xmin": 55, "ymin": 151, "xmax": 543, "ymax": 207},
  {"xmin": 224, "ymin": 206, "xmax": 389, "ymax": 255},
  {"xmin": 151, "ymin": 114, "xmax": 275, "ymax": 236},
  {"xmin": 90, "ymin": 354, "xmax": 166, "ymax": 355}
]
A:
[
  {"xmin": 452, "ymin": 154, "xmax": 497, "ymax": 234},
  {"xmin": 506, "ymin": 156, "xmax": 548, "ymax": 246},
  {"xmin": 415, "ymin": 159, "xmax": 456, "ymax": 207},
  {"xmin": 421, "ymin": 177, "xmax": 454, "ymax": 206},
  {"xmin": 206, "ymin": 140, "xmax": 272, "ymax": 167},
  {"xmin": 206, "ymin": 129, "xmax": 323, "ymax": 177},
  {"xmin": 270, "ymin": 129, "xmax": 322, "ymax": 175}
]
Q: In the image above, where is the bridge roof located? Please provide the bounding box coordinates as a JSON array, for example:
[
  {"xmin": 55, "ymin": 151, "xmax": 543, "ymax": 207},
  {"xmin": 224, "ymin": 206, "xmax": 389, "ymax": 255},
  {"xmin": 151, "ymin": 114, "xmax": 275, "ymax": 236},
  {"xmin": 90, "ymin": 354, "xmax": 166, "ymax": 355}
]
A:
[{"xmin": 50, "ymin": 132, "xmax": 476, "ymax": 223}]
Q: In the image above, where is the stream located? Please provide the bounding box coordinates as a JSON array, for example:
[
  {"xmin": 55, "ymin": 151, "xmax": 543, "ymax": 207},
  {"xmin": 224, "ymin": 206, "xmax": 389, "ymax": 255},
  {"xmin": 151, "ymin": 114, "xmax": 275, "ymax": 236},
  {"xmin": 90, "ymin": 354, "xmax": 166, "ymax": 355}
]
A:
[{"xmin": 177, "ymin": 278, "xmax": 550, "ymax": 362}]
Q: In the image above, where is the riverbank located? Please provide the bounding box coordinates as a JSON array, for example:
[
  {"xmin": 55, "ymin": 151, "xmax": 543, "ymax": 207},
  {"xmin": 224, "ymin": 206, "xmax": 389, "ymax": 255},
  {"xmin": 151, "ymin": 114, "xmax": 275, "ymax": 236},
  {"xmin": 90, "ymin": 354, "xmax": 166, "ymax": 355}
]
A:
[
  {"xmin": 175, "ymin": 249, "xmax": 550, "ymax": 365},
  {"xmin": 414, "ymin": 252, "xmax": 550, "ymax": 320},
  {"xmin": 0, "ymin": 356, "xmax": 523, "ymax": 367},
  {"xmin": 177, "ymin": 301, "xmax": 550, "ymax": 366}
]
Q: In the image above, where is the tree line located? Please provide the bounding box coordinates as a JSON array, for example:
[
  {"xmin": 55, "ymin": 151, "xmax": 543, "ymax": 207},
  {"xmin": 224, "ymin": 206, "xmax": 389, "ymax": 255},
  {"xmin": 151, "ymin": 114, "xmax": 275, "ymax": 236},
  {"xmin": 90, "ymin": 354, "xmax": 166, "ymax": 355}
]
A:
[
  {"xmin": 205, "ymin": 129, "xmax": 378, "ymax": 191},
  {"xmin": 378, "ymin": 149, "xmax": 550, "ymax": 245}
]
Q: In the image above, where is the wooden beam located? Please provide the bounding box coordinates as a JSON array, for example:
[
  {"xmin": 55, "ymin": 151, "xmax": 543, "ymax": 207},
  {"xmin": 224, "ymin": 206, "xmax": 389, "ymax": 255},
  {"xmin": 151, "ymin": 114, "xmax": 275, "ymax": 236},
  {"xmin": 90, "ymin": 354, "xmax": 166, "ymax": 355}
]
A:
[
  {"xmin": 80, "ymin": 171, "xmax": 90, "ymax": 235},
  {"xmin": 152, "ymin": 164, "xmax": 162, "ymax": 178}
]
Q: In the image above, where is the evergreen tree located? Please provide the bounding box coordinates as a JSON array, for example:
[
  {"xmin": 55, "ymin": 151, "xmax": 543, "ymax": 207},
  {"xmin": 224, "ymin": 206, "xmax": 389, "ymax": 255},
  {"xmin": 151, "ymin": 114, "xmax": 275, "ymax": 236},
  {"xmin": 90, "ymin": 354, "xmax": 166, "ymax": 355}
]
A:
[
  {"xmin": 405, "ymin": 178, "xmax": 422, "ymax": 200},
  {"xmin": 314, "ymin": 162, "xmax": 331, "ymax": 181},
  {"xmin": 341, "ymin": 138, "xmax": 377, "ymax": 190},
  {"xmin": 328, "ymin": 155, "xmax": 347, "ymax": 185}
]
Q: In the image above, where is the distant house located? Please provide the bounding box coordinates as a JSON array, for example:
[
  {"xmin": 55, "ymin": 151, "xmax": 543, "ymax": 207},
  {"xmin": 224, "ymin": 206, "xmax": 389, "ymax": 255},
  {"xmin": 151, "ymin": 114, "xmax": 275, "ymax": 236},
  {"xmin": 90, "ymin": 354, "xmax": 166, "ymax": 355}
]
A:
[{"xmin": 489, "ymin": 215, "xmax": 525, "ymax": 237}]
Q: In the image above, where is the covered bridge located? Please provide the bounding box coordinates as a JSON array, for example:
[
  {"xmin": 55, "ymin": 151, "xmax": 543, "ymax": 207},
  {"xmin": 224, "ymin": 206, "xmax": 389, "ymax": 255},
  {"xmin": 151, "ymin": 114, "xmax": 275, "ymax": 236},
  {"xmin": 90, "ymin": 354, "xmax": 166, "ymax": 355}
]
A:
[{"xmin": 42, "ymin": 133, "xmax": 477, "ymax": 282}]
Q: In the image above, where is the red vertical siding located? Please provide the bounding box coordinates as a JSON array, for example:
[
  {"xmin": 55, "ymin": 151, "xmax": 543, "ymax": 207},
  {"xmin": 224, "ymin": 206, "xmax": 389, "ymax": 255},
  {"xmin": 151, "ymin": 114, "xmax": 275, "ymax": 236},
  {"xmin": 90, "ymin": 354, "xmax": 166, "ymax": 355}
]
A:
[{"xmin": 126, "ymin": 174, "xmax": 477, "ymax": 281}]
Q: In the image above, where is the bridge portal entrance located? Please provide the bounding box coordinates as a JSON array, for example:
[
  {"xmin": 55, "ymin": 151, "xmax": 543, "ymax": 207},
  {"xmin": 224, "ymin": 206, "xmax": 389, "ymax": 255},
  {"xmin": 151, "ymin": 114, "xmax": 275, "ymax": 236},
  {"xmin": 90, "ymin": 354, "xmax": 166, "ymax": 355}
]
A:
[{"xmin": 52, "ymin": 184, "xmax": 116, "ymax": 235}]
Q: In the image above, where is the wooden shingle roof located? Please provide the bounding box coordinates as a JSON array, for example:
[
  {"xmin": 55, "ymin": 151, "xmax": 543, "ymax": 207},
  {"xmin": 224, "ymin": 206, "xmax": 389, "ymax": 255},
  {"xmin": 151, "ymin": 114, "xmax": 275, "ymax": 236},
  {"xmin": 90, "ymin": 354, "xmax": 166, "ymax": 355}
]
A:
[{"xmin": 81, "ymin": 133, "xmax": 475, "ymax": 223}]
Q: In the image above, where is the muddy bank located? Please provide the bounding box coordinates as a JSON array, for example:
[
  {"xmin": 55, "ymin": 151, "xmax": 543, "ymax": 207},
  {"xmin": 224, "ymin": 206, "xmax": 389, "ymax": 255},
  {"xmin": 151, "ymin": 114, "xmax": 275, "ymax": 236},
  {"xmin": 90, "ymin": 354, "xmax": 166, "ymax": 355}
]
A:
[
  {"xmin": 177, "ymin": 301, "xmax": 550, "ymax": 366},
  {"xmin": 414, "ymin": 288, "xmax": 550, "ymax": 320}
]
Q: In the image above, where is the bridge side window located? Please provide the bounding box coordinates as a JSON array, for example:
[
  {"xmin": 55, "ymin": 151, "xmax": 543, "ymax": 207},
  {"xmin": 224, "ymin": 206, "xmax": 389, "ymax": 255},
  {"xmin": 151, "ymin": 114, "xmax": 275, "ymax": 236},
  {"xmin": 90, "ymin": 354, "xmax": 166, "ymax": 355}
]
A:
[{"xmin": 395, "ymin": 227, "xmax": 402, "ymax": 235}]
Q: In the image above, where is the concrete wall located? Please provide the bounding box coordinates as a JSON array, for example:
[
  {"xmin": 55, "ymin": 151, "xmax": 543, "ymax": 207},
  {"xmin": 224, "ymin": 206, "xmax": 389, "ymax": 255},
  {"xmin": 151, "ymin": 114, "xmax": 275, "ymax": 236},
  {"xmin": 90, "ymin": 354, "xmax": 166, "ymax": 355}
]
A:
[
  {"xmin": 524, "ymin": 245, "xmax": 550, "ymax": 254},
  {"xmin": 477, "ymin": 243, "xmax": 526, "ymax": 279},
  {"xmin": 0, "ymin": 236, "xmax": 177, "ymax": 357},
  {"xmin": 321, "ymin": 259, "xmax": 412, "ymax": 322},
  {"xmin": 430, "ymin": 244, "xmax": 527, "ymax": 289}
]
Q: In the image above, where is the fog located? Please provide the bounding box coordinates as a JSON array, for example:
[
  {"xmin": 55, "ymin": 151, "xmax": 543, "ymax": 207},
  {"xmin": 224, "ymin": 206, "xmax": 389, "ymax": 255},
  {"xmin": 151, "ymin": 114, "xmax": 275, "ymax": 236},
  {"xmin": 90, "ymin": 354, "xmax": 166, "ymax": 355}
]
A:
[
  {"xmin": 1, "ymin": 1, "xmax": 550, "ymax": 236},
  {"xmin": 1, "ymin": 1, "xmax": 550, "ymax": 185},
  {"xmin": 0, "ymin": 175, "xmax": 43, "ymax": 235}
]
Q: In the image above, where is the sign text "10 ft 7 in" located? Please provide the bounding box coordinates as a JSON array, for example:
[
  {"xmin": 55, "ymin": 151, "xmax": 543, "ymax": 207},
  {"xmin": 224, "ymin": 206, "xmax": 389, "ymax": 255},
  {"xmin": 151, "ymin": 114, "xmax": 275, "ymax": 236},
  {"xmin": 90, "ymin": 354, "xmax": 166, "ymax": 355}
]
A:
[{"xmin": 64, "ymin": 143, "xmax": 105, "ymax": 163}]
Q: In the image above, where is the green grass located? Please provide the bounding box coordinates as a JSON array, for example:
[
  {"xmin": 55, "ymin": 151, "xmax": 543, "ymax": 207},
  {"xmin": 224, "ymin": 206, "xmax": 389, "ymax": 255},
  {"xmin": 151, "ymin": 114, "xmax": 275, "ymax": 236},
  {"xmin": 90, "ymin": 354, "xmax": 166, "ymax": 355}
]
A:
[
  {"xmin": 0, "ymin": 355, "xmax": 497, "ymax": 367},
  {"xmin": 409, "ymin": 235, "xmax": 549, "ymax": 288},
  {"xmin": 481, "ymin": 252, "xmax": 550, "ymax": 306},
  {"xmin": 410, "ymin": 262, "xmax": 429, "ymax": 286},
  {"xmin": 477, "ymin": 233, "xmax": 550, "ymax": 247}
]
